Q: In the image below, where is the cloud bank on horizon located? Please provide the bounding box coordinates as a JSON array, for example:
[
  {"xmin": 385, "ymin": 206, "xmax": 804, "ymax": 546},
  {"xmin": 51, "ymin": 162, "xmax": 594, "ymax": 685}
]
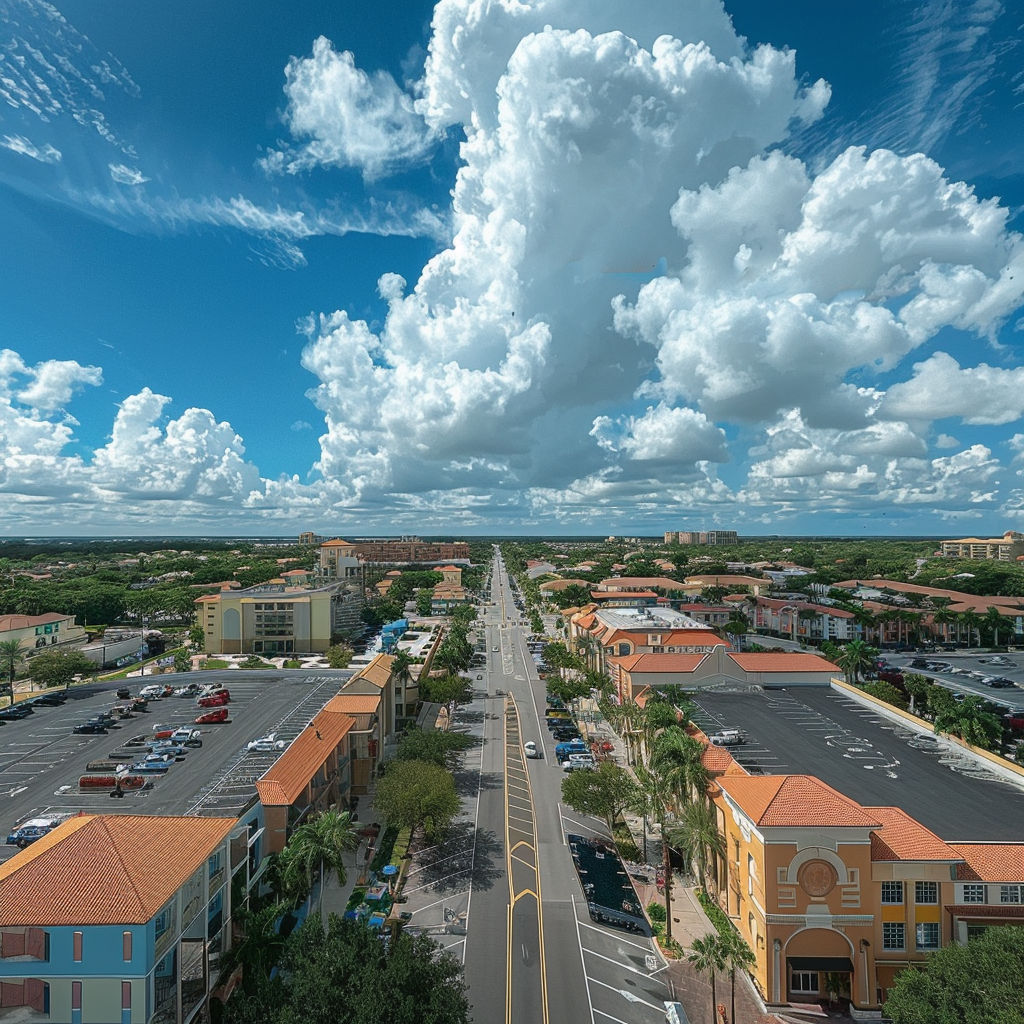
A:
[{"xmin": 1, "ymin": 0, "xmax": 1023, "ymax": 534}]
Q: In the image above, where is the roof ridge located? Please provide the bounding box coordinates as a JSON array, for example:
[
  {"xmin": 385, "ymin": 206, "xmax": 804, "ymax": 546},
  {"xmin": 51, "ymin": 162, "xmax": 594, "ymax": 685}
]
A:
[{"xmin": 97, "ymin": 817, "xmax": 151, "ymax": 921}]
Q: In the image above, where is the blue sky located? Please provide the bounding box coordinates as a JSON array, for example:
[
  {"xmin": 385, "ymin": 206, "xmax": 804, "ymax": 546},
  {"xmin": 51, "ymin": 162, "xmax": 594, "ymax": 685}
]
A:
[{"xmin": 0, "ymin": 0, "xmax": 1022, "ymax": 536}]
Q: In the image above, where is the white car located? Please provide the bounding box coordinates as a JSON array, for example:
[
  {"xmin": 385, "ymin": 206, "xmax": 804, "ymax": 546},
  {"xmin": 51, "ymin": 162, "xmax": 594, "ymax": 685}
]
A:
[
  {"xmin": 563, "ymin": 754, "xmax": 596, "ymax": 772},
  {"xmin": 247, "ymin": 732, "xmax": 286, "ymax": 753},
  {"xmin": 524, "ymin": 741, "xmax": 542, "ymax": 759},
  {"xmin": 139, "ymin": 684, "xmax": 166, "ymax": 699}
]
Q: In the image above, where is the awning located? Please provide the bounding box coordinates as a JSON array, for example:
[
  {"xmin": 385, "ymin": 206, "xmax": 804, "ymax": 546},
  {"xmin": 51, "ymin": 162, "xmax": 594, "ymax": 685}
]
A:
[{"xmin": 788, "ymin": 957, "xmax": 854, "ymax": 973}]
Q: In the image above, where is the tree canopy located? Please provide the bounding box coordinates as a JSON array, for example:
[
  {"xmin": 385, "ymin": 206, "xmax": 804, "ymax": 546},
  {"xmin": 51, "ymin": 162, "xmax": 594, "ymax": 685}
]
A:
[
  {"xmin": 560, "ymin": 761, "xmax": 639, "ymax": 833},
  {"xmin": 374, "ymin": 759, "xmax": 460, "ymax": 842},
  {"xmin": 884, "ymin": 926, "xmax": 1024, "ymax": 1024},
  {"xmin": 395, "ymin": 726, "xmax": 475, "ymax": 768},
  {"xmin": 28, "ymin": 648, "xmax": 94, "ymax": 688}
]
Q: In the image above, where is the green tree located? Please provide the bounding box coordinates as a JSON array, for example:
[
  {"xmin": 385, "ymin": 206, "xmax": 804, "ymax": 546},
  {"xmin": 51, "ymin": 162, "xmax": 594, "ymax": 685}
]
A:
[
  {"xmin": 415, "ymin": 589, "xmax": 434, "ymax": 617},
  {"xmin": 934, "ymin": 695, "xmax": 1003, "ymax": 751},
  {"xmin": 959, "ymin": 609, "xmax": 981, "ymax": 649},
  {"xmin": 0, "ymin": 639, "xmax": 25, "ymax": 696},
  {"xmin": 282, "ymin": 810, "xmax": 360, "ymax": 925},
  {"xmin": 27, "ymin": 648, "xmax": 94, "ymax": 689},
  {"xmin": 722, "ymin": 930, "xmax": 757, "ymax": 1024},
  {"xmin": 687, "ymin": 933, "xmax": 726, "ymax": 1023},
  {"xmin": 172, "ymin": 649, "xmax": 192, "ymax": 673},
  {"xmin": 630, "ymin": 763, "xmax": 681, "ymax": 943},
  {"xmin": 419, "ymin": 673, "xmax": 470, "ymax": 713},
  {"xmin": 861, "ymin": 680, "xmax": 908, "ymax": 709},
  {"xmin": 188, "ymin": 624, "xmax": 205, "ymax": 651},
  {"xmin": 884, "ymin": 925, "xmax": 1024, "ymax": 1024},
  {"xmin": 984, "ymin": 606, "xmax": 1015, "ymax": 648},
  {"xmin": 668, "ymin": 800, "xmax": 725, "ymax": 892},
  {"xmin": 903, "ymin": 673, "xmax": 932, "ymax": 716},
  {"xmin": 395, "ymin": 727, "xmax": 475, "ymax": 768},
  {"xmin": 325, "ymin": 643, "xmax": 354, "ymax": 669},
  {"xmin": 374, "ymin": 759, "xmax": 460, "ymax": 843},
  {"xmin": 834, "ymin": 639, "xmax": 879, "ymax": 684},
  {"xmin": 560, "ymin": 761, "xmax": 639, "ymax": 834},
  {"xmin": 218, "ymin": 898, "xmax": 291, "ymax": 999}
]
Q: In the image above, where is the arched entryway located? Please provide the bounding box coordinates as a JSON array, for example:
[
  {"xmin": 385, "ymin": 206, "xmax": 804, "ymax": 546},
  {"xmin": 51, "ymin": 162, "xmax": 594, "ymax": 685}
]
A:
[{"xmin": 783, "ymin": 928, "xmax": 855, "ymax": 1007}]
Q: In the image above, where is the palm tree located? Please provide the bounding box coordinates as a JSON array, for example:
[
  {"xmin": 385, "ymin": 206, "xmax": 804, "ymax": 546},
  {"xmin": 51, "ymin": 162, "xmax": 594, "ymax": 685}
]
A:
[
  {"xmin": 722, "ymin": 930, "xmax": 757, "ymax": 1024},
  {"xmin": 724, "ymin": 610, "xmax": 750, "ymax": 647},
  {"xmin": 959, "ymin": 610, "xmax": 981, "ymax": 649},
  {"xmin": 282, "ymin": 809, "xmax": 360, "ymax": 924},
  {"xmin": 668, "ymin": 801, "xmax": 725, "ymax": 893},
  {"xmin": 834, "ymin": 639, "xmax": 878, "ymax": 684},
  {"xmin": 218, "ymin": 897, "xmax": 290, "ymax": 995},
  {"xmin": 984, "ymin": 606, "xmax": 1014, "ymax": 648},
  {"xmin": 687, "ymin": 933, "xmax": 726, "ymax": 1024},
  {"xmin": 651, "ymin": 730, "xmax": 710, "ymax": 807},
  {"xmin": 0, "ymin": 639, "xmax": 25, "ymax": 697},
  {"xmin": 934, "ymin": 696, "xmax": 1003, "ymax": 751},
  {"xmin": 631, "ymin": 764, "xmax": 679, "ymax": 944}
]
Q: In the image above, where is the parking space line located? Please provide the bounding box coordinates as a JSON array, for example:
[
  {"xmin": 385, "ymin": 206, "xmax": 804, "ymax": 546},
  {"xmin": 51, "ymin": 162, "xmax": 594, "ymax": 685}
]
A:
[
  {"xmin": 587, "ymin": 977, "xmax": 664, "ymax": 1012},
  {"xmin": 571, "ymin": 895, "xmax": 597, "ymax": 1024},
  {"xmin": 593, "ymin": 1009, "xmax": 633, "ymax": 1024},
  {"xmin": 575, "ymin": 919, "xmax": 655, "ymax": 953}
]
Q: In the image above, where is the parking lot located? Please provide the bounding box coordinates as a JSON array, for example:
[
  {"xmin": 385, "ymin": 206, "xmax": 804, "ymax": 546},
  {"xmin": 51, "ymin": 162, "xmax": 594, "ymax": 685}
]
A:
[
  {"xmin": 690, "ymin": 686, "xmax": 1024, "ymax": 841},
  {"xmin": 882, "ymin": 650, "xmax": 1024, "ymax": 710},
  {"xmin": 0, "ymin": 671, "xmax": 349, "ymax": 862}
]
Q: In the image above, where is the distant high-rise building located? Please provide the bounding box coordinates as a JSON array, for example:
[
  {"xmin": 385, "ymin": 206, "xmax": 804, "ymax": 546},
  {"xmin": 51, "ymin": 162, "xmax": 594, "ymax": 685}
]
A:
[{"xmin": 665, "ymin": 530, "xmax": 738, "ymax": 546}]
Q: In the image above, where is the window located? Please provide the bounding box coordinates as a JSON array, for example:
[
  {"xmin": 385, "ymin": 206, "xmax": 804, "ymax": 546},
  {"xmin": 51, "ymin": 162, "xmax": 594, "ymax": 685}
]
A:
[
  {"xmin": 122, "ymin": 982, "xmax": 132, "ymax": 1011},
  {"xmin": 122, "ymin": 932, "xmax": 132, "ymax": 961},
  {"xmin": 915, "ymin": 881, "xmax": 938, "ymax": 904},
  {"xmin": 72, "ymin": 981, "xmax": 82, "ymax": 1010},
  {"xmin": 962, "ymin": 884, "xmax": 986, "ymax": 904},
  {"xmin": 73, "ymin": 931, "xmax": 82, "ymax": 961},
  {"xmin": 881, "ymin": 881, "xmax": 904, "ymax": 905},
  {"xmin": 791, "ymin": 972, "xmax": 818, "ymax": 994},
  {"xmin": 916, "ymin": 922, "xmax": 939, "ymax": 950},
  {"xmin": 617, "ymin": 643, "xmax": 631, "ymax": 656},
  {"xmin": 883, "ymin": 923, "xmax": 905, "ymax": 950},
  {"xmin": 1000, "ymin": 885, "xmax": 1023, "ymax": 904}
]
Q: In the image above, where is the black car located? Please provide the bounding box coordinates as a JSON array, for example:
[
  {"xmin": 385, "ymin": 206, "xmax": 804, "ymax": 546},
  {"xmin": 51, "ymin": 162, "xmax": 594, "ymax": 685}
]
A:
[
  {"xmin": 116, "ymin": 687, "xmax": 131, "ymax": 700},
  {"xmin": 72, "ymin": 722, "xmax": 108, "ymax": 734},
  {"xmin": 0, "ymin": 705, "xmax": 33, "ymax": 720},
  {"xmin": 553, "ymin": 727, "xmax": 581, "ymax": 741},
  {"xmin": 30, "ymin": 692, "xmax": 67, "ymax": 707}
]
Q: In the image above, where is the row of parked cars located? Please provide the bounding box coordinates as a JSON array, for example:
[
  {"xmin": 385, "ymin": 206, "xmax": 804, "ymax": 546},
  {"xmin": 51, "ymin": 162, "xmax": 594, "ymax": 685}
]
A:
[
  {"xmin": 905, "ymin": 658, "xmax": 1019, "ymax": 689},
  {"xmin": 0, "ymin": 689, "xmax": 69, "ymax": 722}
]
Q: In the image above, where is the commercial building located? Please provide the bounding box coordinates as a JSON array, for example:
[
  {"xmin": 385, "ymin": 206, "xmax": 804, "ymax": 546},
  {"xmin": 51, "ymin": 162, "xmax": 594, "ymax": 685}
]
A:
[
  {"xmin": 348, "ymin": 537, "xmax": 470, "ymax": 564},
  {"xmin": 664, "ymin": 530, "xmax": 738, "ymax": 545},
  {"xmin": 0, "ymin": 814, "xmax": 242, "ymax": 1024},
  {"xmin": 939, "ymin": 531, "xmax": 1024, "ymax": 561},
  {"xmin": 197, "ymin": 578, "xmax": 363, "ymax": 656},
  {"xmin": 0, "ymin": 612, "xmax": 87, "ymax": 659}
]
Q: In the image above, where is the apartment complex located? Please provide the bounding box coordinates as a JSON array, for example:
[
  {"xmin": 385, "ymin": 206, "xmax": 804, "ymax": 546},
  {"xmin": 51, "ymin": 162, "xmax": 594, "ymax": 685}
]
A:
[
  {"xmin": 349, "ymin": 537, "xmax": 470, "ymax": 564},
  {"xmin": 664, "ymin": 530, "xmax": 738, "ymax": 545},
  {"xmin": 939, "ymin": 530, "xmax": 1024, "ymax": 561}
]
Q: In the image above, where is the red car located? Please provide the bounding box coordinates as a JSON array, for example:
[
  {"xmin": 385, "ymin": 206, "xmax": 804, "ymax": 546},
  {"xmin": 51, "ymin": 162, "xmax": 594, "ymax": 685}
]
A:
[
  {"xmin": 195, "ymin": 707, "xmax": 229, "ymax": 724},
  {"xmin": 197, "ymin": 693, "xmax": 229, "ymax": 708}
]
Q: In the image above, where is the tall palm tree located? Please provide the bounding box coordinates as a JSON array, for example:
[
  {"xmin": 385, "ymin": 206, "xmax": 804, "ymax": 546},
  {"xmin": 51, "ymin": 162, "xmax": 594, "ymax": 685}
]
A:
[
  {"xmin": 0, "ymin": 639, "xmax": 25, "ymax": 697},
  {"xmin": 724, "ymin": 610, "xmax": 750, "ymax": 648},
  {"xmin": 651, "ymin": 730, "xmax": 710, "ymax": 808},
  {"xmin": 630, "ymin": 764, "xmax": 682, "ymax": 943},
  {"xmin": 959, "ymin": 610, "xmax": 981, "ymax": 649},
  {"xmin": 722, "ymin": 929, "xmax": 757, "ymax": 1024},
  {"xmin": 282, "ymin": 809, "xmax": 360, "ymax": 925},
  {"xmin": 931, "ymin": 606, "xmax": 955, "ymax": 644},
  {"xmin": 668, "ymin": 801, "xmax": 725, "ymax": 893},
  {"xmin": 687, "ymin": 933, "xmax": 726, "ymax": 1024},
  {"xmin": 984, "ymin": 606, "xmax": 1014, "ymax": 648},
  {"xmin": 834, "ymin": 639, "xmax": 878, "ymax": 684}
]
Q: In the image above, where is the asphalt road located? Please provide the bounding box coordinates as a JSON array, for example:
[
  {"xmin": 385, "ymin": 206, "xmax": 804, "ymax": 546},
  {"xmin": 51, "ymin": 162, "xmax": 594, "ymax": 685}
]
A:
[
  {"xmin": 467, "ymin": 548, "xmax": 672, "ymax": 1024},
  {"xmin": 881, "ymin": 650, "xmax": 1024, "ymax": 711}
]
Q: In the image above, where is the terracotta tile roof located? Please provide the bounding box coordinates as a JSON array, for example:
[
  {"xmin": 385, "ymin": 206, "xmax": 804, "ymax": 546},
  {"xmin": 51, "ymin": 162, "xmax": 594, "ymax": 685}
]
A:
[
  {"xmin": 591, "ymin": 590, "xmax": 659, "ymax": 600},
  {"xmin": 256, "ymin": 708, "xmax": 355, "ymax": 807},
  {"xmin": 950, "ymin": 843, "xmax": 1024, "ymax": 881},
  {"xmin": 866, "ymin": 806, "xmax": 960, "ymax": 862},
  {"xmin": 728, "ymin": 653, "xmax": 839, "ymax": 673},
  {"xmin": 327, "ymin": 693, "xmax": 381, "ymax": 714},
  {"xmin": 597, "ymin": 577, "xmax": 691, "ymax": 591},
  {"xmin": 0, "ymin": 612, "xmax": 70, "ymax": 630},
  {"xmin": 614, "ymin": 653, "xmax": 708, "ymax": 673},
  {"xmin": 633, "ymin": 686, "xmax": 651, "ymax": 708},
  {"xmin": 0, "ymin": 815, "xmax": 236, "ymax": 927},
  {"xmin": 319, "ymin": 539, "xmax": 354, "ymax": 547},
  {"xmin": 350, "ymin": 653, "xmax": 394, "ymax": 688},
  {"xmin": 719, "ymin": 775, "xmax": 881, "ymax": 828},
  {"xmin": 701, "ymin": 744, "xmax": 736, "ymax": 773},
  {"xmin": 575, "ymin": 613, "xmax": 596, "ymax": 629},
  {"xmin": 685, "ymin": 575, "xmax": 766, "ymax": 587}
]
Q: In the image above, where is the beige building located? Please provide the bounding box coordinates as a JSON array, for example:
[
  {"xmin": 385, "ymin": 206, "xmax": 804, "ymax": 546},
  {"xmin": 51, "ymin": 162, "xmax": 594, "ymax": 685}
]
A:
[
  {"xmin": 196, "ymin": 580, "xmax": 362, "ymax": 656},
  {"xmin": 940, "ymin": 531, "xmax": 1024, "ymax": 561},
  {"xmin": 0, "ymin": 612, "xmax": 87, "ymax": 658},
  {"xmin": 315, "ymin": 539, "xmax": 364, "ymax": 582}
]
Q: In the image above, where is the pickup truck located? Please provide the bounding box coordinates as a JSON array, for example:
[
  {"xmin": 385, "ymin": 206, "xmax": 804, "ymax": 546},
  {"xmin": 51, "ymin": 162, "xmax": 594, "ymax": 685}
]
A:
[{"xmin": 555, "ymin": 740, "xmax": 587, "ymax": 762}]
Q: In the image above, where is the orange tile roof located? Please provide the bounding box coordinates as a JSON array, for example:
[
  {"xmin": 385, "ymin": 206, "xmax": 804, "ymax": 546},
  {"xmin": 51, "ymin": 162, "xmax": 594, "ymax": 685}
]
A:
[
  {"xmin": 597, "ymin": 577, "xmax": 691, "ymax": 590},
  {"xmin": 701, "ymin": 744, "xmax": 736, "ymax": 773},
  {"xmin": 633, "ymin": 686, "xmax": 651, "ymax": 708},
  {"xmin": 327, "ymin": 692, "xmax": 381, "ymax": 714},
  {"xmin": 866, "ymin": 806, "xmax": 960, "ymax": 862},
  {"xmin": 319, "ymin": 539, "xmax": 354, "ymax": 547},
  {"xmin": 728, "ymin": 653, "xmax": 839, "ymax": 673},
  {"xmin": 0, "ymin": 815, "xmax": 236, "ymax": 927},
  {"xmin": 256, "ymin": 709, "xmax": 354, "ymax": 807},
  {"xmin": 950, "ymin": 843, "xmax": 1024, "ymax": 881},
  {"xmin": 614, "ymin": 653, "xmax": 708, "ymax": 673},
  {"xmin": 591, "ymin": 590, "xmax": 660, "ymax": 600},
  {"xmin": 350, "ymin": 653, "xmax": 394, "ymax": 688},
  {"xmin": 685, "ymin": 575, "xmax": 766, "ymax": 587},
  {"xmin": 719, "ymin": 775, "xmax": 881, "ymax": 828}
]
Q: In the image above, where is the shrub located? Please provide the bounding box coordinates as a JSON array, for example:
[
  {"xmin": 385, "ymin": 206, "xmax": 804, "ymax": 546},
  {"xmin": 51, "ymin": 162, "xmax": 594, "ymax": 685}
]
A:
[
  {"xmin": 612, "ymin": 824, "xmax": 642, "ymax": 863},
  {"xmin": 695, "ymin": 886, "xmax": 736, "ymax": 940},
  {"xmin": 646, "ymin": 901, "xmax": 667, "ymax": 923}
]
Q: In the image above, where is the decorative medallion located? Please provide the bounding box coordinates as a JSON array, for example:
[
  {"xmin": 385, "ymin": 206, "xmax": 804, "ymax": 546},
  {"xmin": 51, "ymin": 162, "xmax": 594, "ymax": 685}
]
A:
[{"xmin": 798, "ymin": 859, "xmax": 838, "ymax": 897}]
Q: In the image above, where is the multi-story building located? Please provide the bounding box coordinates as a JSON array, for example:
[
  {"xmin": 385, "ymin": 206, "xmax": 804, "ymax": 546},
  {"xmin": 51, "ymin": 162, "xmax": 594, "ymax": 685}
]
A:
[
  {"xmin": 0, "ymin": 612, "xmax": 87, "ymax": 659},
  {"xmin": 0, "ymin": 814, "xmax": 243, "ymax": 1024},
  {"xmin": 348, "ymin": 538, "xmax": 470, "ymax": 564},
  {"xmin": 665, "ymin": 530, "xmax": 739, "ymax": 545},
  {"xmin": 940, "ymin": 531, "xmax": 1024, "ymax": 561},
  {"xmin": 196, "ymin": 578, "xmax": 363, "ymax": 656},
  {"xmin": 314, "ymin": 539, "xmax": 363, "ymax": 583},
  {"xmin": 749, "ymin": 597, "xmax": 859, "ymax": 643}
]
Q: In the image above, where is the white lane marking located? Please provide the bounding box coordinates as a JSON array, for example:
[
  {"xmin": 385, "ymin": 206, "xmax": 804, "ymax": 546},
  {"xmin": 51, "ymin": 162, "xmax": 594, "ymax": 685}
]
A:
[
  {"xmin": 587, "ymin": 977, "xmax": 664, "ymax": 1012},
  {"xmin": 575, "ymin": 919, "xmax": 655, "ymax": 953},
  {"xmin": 571, "ymin": 894, "xmax": 598, "ymax": 1024},
  {"xmin": 580, "ymin": 944, "xmax": 667, "ymax": 986},
  {"xmin": 592, "ymin": 1010, "xmax": 633, "ymax": 1024}
]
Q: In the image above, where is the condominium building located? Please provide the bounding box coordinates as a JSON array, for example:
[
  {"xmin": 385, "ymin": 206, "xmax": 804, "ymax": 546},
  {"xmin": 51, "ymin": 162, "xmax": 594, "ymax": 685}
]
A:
[
  {"xmin": 939, "ymin": 531, "xmax": 1024, "ymax": 561},
  {"xmin": 348, "ymin": 537, "xmax": 470, "ymax": 564},
  {"xmin": 664, "ymin": 530, "xmax": 739, "ymax": 545}
]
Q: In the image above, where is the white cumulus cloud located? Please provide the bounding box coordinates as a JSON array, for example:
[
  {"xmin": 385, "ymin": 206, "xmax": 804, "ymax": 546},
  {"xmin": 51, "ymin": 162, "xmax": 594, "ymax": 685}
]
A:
[{"xmin": 1, "ymin": 134, "xmax": 62, "ymax": 163}]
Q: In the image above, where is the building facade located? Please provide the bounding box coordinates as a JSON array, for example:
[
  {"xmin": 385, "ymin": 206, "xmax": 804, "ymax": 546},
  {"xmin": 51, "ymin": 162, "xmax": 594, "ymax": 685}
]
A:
[
  {"xmin": 0, "ymin": 613, "xmax": 87, "ymax": 659},
  {"xmin": 348, "ymin": 538, "xmax": 470, "ymax": 564},
  {"xmin": 0, "ymin": 815, "xmax": 242, "ymax": 1024},
  {"xmin": 939, "ymin": 531, "xmax": 1024, "ymax": 561},
  {"xmin": 664, "ymin": 530, "xmax": 739, "ymax": 545}
]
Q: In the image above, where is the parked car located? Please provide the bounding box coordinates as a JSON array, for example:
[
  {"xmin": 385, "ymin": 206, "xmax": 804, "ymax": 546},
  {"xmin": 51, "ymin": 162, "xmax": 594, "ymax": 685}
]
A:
[
  {"xmin": 247, "ymin": 732, "xmax": 286, "ymax": 752},
  {"xmin": 198, "ymin": 685, "xmax": 230, "ymax": 701},
  {"xmin": 6, "ymin": 818, "xmax": 61, "ymax": 848},
  {"xmin": 170, "ymin": 728, "xmax": 203, "ymax": 747},
  {"xmin": 139, "ymin": 684, "xmax": 167, "ymax": 699},
  {"xmin": 197, "ymin": 693, "xmax": 229, "ymax": 708},
  {"xmin": 562, "ymin": 753, "xmax": 596, "ymax": 772},
  {"xmin": 553, "ymin": 726, "xmax": 581, "ymax": 742},
  {"xmin": 72, "ymin": 722, "xmax": 108, "ymax": 734},
  {"xmin": 116, "ymin": 686, "xmax": 131, "ymax": 699},
  {"xmin": 195, "ymin": 707, "xmax": 229, "ymax": 725},
  {"xmin": 0, "ymin": 704, "xmax": 34, "ymax": 720},
  {"xmin": 129, "ymin": 760, "xmax": 170, "ymax": 774},
  {"xmin": 111, "ymin": 703, "xmax": 137, "ymax": 718},
  {"xmin": 524, "ymin": 741, "xmax": 542, "ymax": 759},
  {"xmin": 173, "ymin": 683, "xmax": 201, "ymax": 697},
  {"xmin": 29, "ymin": 692, "xmax": 67, "ymax": 707}
]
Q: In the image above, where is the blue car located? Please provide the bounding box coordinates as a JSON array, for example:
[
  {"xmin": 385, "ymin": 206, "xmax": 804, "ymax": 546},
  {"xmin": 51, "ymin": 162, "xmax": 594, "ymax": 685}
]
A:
[{"xmin": 6, "ymin": 822, "xmax": 56, "ymax": 848}]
